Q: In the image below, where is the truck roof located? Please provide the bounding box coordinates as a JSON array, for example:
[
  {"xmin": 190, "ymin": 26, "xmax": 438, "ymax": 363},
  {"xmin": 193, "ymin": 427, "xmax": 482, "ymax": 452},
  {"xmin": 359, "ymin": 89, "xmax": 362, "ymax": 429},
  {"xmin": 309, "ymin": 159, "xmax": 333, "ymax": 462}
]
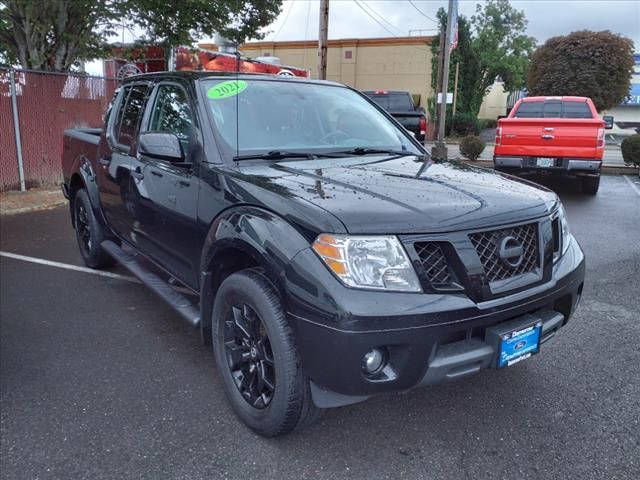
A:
[
  {"xmin": 521, "ymin": 96, "xmax": 590, "ymax": 103},
  {"xmin": 122, "ymin": 70, "xmax": 345, "ymax": 87}
]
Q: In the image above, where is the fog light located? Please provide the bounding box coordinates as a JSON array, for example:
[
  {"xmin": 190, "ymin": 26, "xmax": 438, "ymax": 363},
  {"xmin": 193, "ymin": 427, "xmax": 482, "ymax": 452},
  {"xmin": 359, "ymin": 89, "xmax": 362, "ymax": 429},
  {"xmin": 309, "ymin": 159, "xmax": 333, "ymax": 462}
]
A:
[{"xmin": 363, "ymin": 348, "xmax": 386, "ymax": 374}]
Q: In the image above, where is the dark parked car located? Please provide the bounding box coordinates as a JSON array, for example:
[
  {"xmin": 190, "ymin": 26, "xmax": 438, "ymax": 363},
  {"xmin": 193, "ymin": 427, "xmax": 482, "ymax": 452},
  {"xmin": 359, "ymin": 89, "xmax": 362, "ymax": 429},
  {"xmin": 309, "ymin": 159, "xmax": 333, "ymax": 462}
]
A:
[
  {"xmin": 62, "ymin": 72, "xmax": 585, "ymax": 436},
  {"xmin": 362, "ymin": 90, "xmax": 428, "ymax": 141}
]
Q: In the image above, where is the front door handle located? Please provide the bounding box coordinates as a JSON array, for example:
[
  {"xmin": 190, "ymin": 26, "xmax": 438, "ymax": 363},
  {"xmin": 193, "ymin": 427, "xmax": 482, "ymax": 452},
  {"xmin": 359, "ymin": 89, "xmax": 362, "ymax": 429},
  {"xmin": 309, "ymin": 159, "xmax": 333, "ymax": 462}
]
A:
[
  {"xmin": 178, "ymin": 180, "xmax": 190, "ymax": 187},
  {"xmin": 99, "ymin": 157, "xmax": 111, "ymax": 166},
  {"xmin": 150, "ymin": 170, "xmax": 163, "ymax": 178},
  {"xmin": 131, "ymin": 168, "xmax": 144, "ymax": 180}
]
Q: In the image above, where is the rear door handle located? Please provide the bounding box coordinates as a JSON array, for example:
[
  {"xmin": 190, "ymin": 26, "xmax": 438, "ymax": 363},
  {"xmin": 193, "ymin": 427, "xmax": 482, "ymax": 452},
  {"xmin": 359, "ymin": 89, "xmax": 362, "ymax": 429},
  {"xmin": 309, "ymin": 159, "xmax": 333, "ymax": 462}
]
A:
[
  {"xmin": 178, "ymin": 180, "xmax": 190, "ymax": 187},
  {"xmin": 150, "ymin": 170, "xmax": 163, "ymax": 178},
  {"xmin": 99, "ymin": 157, "xmax": 111, "ymax": 166}
]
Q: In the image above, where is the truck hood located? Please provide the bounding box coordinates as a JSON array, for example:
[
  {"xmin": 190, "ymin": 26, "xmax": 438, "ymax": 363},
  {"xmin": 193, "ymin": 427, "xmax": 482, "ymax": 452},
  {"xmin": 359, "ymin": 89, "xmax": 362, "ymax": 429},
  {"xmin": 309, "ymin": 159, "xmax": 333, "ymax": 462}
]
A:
[{"xmin": 236, "ymin": 155, "xmax": 558, "ymax": 234}]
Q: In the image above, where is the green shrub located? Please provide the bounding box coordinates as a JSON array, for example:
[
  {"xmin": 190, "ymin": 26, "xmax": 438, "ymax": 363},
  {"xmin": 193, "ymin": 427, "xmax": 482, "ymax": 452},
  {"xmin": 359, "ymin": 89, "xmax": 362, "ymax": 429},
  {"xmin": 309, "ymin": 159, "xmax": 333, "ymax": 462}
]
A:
[
  {"xmin": 478, "ymin": 118, "xmax": 497, "ymax": 129},
  {"xmin": 451, "ymin": 112, "xmax": 480, "ymax": 136},
  {"xmin": 621, "ymin": 134, "xmax": 640, "ymax": 167},
  {"xmin": 460, "ymin": 135, "xmax": 486, "ymax": 161}
]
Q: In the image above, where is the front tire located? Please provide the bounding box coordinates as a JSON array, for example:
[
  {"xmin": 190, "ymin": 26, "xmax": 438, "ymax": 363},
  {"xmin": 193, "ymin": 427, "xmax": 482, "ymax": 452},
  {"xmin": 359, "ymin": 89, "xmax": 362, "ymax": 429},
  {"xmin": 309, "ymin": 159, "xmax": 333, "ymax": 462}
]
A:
[
  {"xmin": 212, "ymin": 269, "xmax": 322, "ymax": 436},
  {"xmin": 581, "ymin": 175, "xmax": 600, "ymax": 195},
  {"xmin": 73, "ymin": 189, "xmax": 116, "ymax": 269}
]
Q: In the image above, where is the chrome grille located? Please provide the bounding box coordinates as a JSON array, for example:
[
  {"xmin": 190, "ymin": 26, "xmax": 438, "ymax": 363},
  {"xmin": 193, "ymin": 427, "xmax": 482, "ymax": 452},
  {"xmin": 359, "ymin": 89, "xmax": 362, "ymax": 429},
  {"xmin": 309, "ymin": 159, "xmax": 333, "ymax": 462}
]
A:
[
  {"xmin": 414, "ymin": 242, "xmax": 452, "ymax": 288},
  {"xmin": 470, "ymin": 223, "xmax": 539, "ymax": 283}
]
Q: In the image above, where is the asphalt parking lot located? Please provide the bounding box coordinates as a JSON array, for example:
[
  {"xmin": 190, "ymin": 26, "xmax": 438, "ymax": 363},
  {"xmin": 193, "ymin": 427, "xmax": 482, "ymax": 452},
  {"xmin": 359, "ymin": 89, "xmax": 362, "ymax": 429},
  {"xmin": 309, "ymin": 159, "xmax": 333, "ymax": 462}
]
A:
[{"xmin": 1, "ymin": 174, "xmax": 639, "ymax": 480}]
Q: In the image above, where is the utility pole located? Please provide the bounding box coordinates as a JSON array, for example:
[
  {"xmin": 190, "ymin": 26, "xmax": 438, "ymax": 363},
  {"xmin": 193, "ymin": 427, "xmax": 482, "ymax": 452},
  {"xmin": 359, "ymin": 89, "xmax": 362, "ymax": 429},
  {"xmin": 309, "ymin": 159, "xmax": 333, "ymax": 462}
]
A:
[
  {"xmin": 433, "ymin": 26, "xmax": 445, "ymax": 141},
  {"xmin": 452, "ymin": 61, "xmax": 460, "ymax": 115},
  {"xmin": 432, "ymin": 0, "xmax": 455, "ymax": 161},
  {"xmin": 318, "ymin": 0, "xmax": 329, "ymax": 80}
]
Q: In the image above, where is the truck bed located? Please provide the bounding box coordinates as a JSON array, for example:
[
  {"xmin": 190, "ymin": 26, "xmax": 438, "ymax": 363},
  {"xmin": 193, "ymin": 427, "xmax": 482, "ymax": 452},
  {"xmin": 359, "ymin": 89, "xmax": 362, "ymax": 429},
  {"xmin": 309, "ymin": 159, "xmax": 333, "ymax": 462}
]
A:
[{"xmin": 61, "ymin": 128, "xmax": 101, "ymax": 183}]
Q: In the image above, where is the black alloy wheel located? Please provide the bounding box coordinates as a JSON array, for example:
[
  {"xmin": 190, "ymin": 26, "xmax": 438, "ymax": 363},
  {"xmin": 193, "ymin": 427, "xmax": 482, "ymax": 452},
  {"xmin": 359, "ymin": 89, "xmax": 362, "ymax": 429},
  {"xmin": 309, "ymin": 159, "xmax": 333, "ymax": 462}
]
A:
[
  {"xmin": 224, "ymin": 303, "xmax": 276, "ymax": 409},
  {"xmin": 212, "ymin": 269, "xmax": 322, "ymax": 436},
  {"xmin": 73, "ymin": 189, "xmax": 116, "ymax": 269},
  {"xmin": 76, "ymin": 202, "xmax": 92, "ymax": 256}
]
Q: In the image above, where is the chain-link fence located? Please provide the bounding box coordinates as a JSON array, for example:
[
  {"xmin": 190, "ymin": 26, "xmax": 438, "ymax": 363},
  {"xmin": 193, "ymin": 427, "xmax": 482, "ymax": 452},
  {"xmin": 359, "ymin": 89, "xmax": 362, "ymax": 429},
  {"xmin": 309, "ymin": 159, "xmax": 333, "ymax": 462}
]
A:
[{"xmin": 0, "ymin": 68, "xmax": 118, "ymax": 192}]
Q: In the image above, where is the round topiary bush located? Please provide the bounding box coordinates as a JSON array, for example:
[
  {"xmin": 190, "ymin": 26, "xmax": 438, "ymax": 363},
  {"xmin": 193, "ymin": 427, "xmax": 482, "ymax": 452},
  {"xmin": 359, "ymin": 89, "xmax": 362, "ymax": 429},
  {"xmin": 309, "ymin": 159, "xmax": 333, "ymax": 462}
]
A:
[
  {"xmin": 621, "ymin": 134, "xmax": 640, "ymax": 167},
  {"xmin": 460, "ymin": 135, "xmax": 486, "ymax": 161}
]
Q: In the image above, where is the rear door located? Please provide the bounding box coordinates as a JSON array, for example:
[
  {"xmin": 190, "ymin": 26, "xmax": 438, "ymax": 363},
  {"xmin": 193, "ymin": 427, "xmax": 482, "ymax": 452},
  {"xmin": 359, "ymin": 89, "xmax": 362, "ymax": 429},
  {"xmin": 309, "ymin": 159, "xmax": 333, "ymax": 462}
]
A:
[
  {"xmin": 97, "ymin": 83, "xmax": 151, "ymax": 244},
  {"xmin": 135, "ymin": 82, "xmax": 202, "ymax": 288}
]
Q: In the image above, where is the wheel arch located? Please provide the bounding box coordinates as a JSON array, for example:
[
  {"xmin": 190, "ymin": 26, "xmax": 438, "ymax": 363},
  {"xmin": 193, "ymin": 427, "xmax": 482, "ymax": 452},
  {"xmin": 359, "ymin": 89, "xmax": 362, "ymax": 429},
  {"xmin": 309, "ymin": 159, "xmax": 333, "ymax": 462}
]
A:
[{"xmin": 199, "ymin": 205, "xmax": 313, "ymax": 343}]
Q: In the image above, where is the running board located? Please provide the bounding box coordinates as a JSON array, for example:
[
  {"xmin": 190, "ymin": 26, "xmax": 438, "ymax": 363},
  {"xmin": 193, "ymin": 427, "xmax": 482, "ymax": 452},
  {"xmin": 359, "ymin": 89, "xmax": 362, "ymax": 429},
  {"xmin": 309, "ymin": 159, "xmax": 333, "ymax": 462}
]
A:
[{"xmin": 101, "ymin": 241, "xmax": 200, "ymax": 327}]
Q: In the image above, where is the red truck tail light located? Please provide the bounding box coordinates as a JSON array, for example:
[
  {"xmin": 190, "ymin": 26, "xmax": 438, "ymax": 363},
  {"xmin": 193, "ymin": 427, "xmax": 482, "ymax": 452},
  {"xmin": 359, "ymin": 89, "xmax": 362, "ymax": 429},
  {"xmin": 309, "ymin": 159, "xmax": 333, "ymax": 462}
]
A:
[
  {"xmin": 596, "ymin": 128, "xmax": 605, "ymax": 148},
  {"xmin": 374, "ymin": 90, "xmax": 388, "ymax": 95},
  {"xmin": 495, "ymin": 126, "xmax": 503, "ymax": 146},
  {"xmin": 419, "ymin": 116, "xmax": 427, "ymax": 136}
]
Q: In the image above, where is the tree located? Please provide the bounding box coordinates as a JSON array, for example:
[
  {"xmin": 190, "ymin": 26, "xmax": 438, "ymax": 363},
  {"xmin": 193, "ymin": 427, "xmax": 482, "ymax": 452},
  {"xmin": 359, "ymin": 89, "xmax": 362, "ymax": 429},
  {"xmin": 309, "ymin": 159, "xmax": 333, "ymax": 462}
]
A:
[
  {"xmin": 527, "ymin": 30, "xmax": 635, "ymax": 112},
  {"xmin": 431, "ymin": 0, "xmax": 536, "ymax": 118},
  {"xmin": 470, "ymin": 0, "xmax": 536, "ymax": 100},
  {"xmin": 0, "ymin": 0, "xmax": 281, "ymax": 72}
]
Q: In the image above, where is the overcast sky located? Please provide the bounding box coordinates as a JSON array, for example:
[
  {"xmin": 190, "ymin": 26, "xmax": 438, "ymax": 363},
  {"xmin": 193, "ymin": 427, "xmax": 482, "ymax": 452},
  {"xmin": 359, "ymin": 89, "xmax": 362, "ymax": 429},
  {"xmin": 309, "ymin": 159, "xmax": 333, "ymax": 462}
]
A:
[{"xmin": 249, "ymin": 0, "xmax": 639, "ymax": 49}]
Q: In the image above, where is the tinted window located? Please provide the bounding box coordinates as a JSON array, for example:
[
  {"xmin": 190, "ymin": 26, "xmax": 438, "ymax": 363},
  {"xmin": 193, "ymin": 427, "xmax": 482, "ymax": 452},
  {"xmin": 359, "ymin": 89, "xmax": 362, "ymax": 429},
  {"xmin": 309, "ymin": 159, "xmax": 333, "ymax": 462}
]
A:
[
  {"xmin": 514, "ymin": 101, "xmax": 543, "ymax": 118},
  {"xmin": 149, "ymin": 85, "xmax": 193, "ymax": 155},
  {"xmin": 562, "ymin": 101, "xmax": 592, "ymax": 118},
  {"xmin": 366, "ymin": 93, "xmax": 413, "ymax": 112},
  {"xmin": 543, "ymin": 101, "xmax": 562, "ymax": 118},
  {"xmin": 117, "ymin": 85, "xmax": 148, "ymax": 146},
  {"xmin": 514, "ymin": 100, "xmax": 593, "ymax": 119}
]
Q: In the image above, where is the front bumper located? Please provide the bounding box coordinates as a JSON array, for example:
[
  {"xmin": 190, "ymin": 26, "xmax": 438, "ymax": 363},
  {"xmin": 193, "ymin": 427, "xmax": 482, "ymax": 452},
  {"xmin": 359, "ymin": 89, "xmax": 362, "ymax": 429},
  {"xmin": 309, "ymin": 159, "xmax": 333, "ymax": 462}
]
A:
[
  {"xmin": 284, "ymin": 238, "xmax": 585, "ymax": 407},
  {"xmin": 494, "ymin": 156, "xmax": 601, "ymax": 175}
]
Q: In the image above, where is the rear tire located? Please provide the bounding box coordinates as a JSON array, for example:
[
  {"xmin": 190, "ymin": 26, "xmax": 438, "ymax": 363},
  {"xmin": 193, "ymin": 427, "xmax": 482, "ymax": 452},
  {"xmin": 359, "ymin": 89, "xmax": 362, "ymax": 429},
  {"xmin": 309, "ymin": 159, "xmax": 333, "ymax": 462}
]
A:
[
  {"xmin": 73, "ymin": 189, "xmax": 116, "ymax": 269},
  {"xmin": 581, "ymin": 175, "xmax": 600, "ymax": 195},
  {"xmin": 212, "ymin": 269, "xmax": 322, "ymax": 436}
]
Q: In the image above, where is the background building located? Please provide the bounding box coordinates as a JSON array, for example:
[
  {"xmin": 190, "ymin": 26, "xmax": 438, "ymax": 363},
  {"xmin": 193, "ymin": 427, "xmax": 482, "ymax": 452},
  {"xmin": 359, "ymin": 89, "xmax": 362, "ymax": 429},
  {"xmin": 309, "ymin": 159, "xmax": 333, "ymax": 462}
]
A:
[
  {"xmin": 201, "ymin": 36, "xmax": 434, "ymax": 109},
  {"xmin": 604, "ymin": 53, "xmax": 640, "ymax": 128}
]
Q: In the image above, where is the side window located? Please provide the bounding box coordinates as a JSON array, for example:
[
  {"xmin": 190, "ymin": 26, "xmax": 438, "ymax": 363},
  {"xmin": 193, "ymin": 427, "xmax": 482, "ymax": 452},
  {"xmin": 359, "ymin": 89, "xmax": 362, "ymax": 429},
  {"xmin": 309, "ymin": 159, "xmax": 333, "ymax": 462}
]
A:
[
  {"xmin": 148, "ymin": 85, "xmax": 194, "ymax": 157},
  {"xmin": 117, "ymin": 84, "xmax": 149, "ymax": 147}
]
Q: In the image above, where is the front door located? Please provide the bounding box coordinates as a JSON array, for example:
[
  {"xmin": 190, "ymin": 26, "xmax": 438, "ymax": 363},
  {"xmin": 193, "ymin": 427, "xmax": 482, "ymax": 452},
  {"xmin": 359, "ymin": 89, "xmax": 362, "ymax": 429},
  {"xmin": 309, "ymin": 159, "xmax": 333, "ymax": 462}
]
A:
[{"xmin": 135, "ymin": 83, "xmax": 201, "ymax": 288}]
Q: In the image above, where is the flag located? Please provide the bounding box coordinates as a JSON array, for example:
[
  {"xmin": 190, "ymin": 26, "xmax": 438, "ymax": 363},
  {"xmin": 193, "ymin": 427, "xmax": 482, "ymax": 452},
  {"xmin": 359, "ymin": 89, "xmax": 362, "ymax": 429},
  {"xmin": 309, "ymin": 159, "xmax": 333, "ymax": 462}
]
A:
[{"xmin": 448, "ymin": 0, "xmax": 459, "ymax": 51}]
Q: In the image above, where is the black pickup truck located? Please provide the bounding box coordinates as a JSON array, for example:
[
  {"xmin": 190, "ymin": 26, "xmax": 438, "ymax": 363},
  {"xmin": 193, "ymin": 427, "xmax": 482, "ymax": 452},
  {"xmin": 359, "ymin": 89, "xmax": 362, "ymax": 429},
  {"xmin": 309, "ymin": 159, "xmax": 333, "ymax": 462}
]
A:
[
  {"xmin": 62, "ymin": 71, "xmax": 585, "ymax": 437},
  {"xmin": 362, "ymin": 90, "xmax": 428, "ymax": 141}
]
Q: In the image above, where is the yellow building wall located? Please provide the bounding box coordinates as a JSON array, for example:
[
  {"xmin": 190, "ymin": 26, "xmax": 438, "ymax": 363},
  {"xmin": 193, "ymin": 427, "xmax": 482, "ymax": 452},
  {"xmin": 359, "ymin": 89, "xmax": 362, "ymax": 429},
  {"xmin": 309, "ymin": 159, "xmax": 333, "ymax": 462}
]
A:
[
  {"xmin": 202, "ymin": 37, "xmax": 507, "ymax": 116},
  {"xmin": 235, "ymin": 38, "xmax": 433, "ymax": 108}
]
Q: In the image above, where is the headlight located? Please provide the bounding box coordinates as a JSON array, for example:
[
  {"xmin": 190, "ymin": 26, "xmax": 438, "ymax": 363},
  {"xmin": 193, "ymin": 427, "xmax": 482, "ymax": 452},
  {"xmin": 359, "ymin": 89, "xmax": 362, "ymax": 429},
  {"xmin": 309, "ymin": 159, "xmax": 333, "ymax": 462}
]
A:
[
  {"xmin": 312, "ymin": 234, "xmax": 422, "ymax": 292},
  {"xmin": 558, "ymin": 204, "xmax": 571, "ymax": 256}
]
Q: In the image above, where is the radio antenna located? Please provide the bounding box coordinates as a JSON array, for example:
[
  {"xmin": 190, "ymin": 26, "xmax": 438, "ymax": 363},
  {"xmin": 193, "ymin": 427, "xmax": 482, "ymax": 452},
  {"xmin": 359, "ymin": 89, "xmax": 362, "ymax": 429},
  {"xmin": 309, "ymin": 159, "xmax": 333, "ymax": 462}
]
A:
[{"xmin": 235, "ymin": 49, "xmax": 240, "ymax": 162}]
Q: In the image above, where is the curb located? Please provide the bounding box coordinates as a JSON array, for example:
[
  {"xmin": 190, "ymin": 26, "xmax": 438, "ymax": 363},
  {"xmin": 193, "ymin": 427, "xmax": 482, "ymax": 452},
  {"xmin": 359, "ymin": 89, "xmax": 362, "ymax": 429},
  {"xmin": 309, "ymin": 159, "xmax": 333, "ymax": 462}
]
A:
[{"xmin": 0, "ymin": 199, "xmax": 67, "ymax": 216}]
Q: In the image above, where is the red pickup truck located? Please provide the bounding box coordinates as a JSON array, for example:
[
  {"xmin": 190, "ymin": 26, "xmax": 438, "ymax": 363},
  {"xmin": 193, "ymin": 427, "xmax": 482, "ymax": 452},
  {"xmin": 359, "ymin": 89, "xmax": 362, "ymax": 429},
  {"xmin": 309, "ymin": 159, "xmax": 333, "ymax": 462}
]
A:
[{"xmin": 494, "ymin": 96, "xmax": 605, "ymax": 194}]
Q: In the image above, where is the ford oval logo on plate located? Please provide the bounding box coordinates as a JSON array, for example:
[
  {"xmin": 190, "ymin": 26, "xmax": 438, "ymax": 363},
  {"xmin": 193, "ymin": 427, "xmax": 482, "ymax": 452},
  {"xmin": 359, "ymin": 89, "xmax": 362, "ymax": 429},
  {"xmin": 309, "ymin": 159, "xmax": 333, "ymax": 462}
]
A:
[{"xmin": 514, "ymin": 340, "xmax": 527, "ymax": 350}]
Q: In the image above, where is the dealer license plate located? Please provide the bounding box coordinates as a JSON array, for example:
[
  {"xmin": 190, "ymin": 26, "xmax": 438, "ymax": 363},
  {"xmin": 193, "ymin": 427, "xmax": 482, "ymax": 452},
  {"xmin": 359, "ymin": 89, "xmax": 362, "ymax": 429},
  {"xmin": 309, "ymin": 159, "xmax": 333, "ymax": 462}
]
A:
[
  {"xmin": 498, "ymin": 322, "xmax": 542, "ymax": 368},
  {"xmin": 536, "ymin": 157, "xmax": 555, "ymax": 168}
]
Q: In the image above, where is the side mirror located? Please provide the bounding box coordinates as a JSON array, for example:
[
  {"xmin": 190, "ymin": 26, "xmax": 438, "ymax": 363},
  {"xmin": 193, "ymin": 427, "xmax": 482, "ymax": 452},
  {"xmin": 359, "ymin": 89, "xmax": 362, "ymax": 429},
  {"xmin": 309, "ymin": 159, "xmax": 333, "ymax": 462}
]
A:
[
  {"xmin": 417, "ymin": 106, "xmax": 426, "ymax": 114},
  {"xmin": 603, "ymin": 115, "xmax": 614, "ymax": 130},
  {"xmin": 138, "ymin": 132, "xmax": 184, "ymax": 162}
]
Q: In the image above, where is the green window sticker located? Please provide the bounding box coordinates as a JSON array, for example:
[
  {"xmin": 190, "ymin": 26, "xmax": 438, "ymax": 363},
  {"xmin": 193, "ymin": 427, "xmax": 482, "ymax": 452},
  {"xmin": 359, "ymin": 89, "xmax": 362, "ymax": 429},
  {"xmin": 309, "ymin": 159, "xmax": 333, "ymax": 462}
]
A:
[{"xmin": 207, "ymin": 80, "xmax": 248, "ymax": 100}]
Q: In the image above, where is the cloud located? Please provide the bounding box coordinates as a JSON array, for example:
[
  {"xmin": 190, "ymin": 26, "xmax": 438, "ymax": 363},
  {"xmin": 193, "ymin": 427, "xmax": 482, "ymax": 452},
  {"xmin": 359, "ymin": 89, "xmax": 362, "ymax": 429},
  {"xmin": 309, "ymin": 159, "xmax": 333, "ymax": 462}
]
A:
[{"xmin": 254, "ymin": 0, "xmax": 639, "ymax": 49}]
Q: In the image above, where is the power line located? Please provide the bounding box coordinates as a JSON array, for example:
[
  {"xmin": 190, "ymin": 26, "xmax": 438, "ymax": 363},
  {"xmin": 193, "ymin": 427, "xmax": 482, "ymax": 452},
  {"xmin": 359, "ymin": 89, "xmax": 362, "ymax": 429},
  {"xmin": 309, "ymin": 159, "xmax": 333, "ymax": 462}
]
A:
[
  {"xmin": 353, "ymin": 0, "xmax": 430, "ymax": 51},
  {"xmin": 360, "ymin": 1, "xmax": 405, "ymax": 36},
  {"xmin": 271, "ymin": 1, "xmax": 295, "ymax": 41},
  {"xmin": 407, "ymin": 0, "xmax": 439, "ymax": 24}
]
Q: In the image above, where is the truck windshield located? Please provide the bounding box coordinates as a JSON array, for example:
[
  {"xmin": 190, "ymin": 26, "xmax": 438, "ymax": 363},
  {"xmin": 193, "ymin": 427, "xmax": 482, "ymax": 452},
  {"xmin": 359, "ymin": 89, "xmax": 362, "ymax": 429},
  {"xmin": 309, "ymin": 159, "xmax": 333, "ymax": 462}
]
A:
[{"xmin": 202, "ymin": 79, "xmax": 418, "ymax": 159}]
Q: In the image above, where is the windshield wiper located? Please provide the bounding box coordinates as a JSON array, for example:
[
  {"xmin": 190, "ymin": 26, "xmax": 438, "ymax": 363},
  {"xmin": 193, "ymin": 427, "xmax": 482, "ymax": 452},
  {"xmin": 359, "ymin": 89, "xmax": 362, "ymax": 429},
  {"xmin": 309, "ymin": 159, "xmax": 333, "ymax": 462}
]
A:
[
  {"xmin": 233, "ymin": 150, "xmax": 341, "ymax": 161},
  {"xmin": 332, "ymin": 147, "xmax": 416, "ymax": 157}
]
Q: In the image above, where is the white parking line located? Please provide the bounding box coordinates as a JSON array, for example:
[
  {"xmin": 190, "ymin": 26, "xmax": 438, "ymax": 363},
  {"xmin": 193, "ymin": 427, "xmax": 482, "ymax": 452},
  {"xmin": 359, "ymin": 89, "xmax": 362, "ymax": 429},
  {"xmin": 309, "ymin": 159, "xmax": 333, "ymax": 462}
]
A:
[
  {"xmin": 0, "ymin": 251, "xmax": 137, "ymax": 283},
  {"xmin": 0, "ymin": 251, "xmax": 197, "ymax": 296},
  {"xmin": 624, "ymin": 175, "xmax": 640, "ymax": 197}
]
